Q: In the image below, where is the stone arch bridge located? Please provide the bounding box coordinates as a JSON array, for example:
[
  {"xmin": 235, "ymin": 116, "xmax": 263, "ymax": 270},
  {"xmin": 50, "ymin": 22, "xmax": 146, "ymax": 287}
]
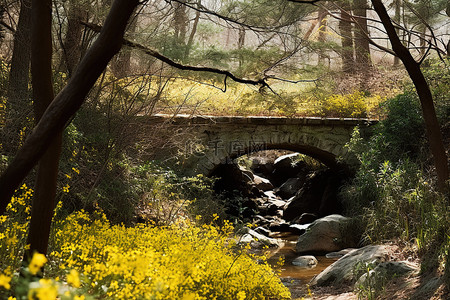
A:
[{"xmin": 142, "ymin": 114, "xmax": 376, "ymax": 176}]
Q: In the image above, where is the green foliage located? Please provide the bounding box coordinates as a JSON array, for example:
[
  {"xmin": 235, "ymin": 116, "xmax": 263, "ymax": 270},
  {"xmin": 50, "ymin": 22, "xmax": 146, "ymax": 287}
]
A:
[
  {"xmin": 379, "ymin": 92, "xmax": 425, "ymax": 160},
  {"xmin": 421, "ymin": 58, "xmax": 450, "ymax": 122},
  {"xmin": 353, "ymin": 261, "xmax": 387, "ymax": 300},
  {"xmin": 342, "ymin": 81, "xmax": 450, "ymax": 284}
]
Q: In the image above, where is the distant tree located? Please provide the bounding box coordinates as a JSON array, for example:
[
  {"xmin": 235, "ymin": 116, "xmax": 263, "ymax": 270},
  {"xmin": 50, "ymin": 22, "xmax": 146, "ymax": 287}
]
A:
[
  {"xmin": 353, "ymin": 0, "xmax": 371, "ymax": 71},
  {"xmin": 338, "ymin": 0, "xmax": 354, "ymax": 73},
  {"xmin": 3, "ymin": 0, "xmax": 32, "ymax": 153},
  {"xmin": 61, "ymin": 0, "xmax": 87, "ymax": 76}
]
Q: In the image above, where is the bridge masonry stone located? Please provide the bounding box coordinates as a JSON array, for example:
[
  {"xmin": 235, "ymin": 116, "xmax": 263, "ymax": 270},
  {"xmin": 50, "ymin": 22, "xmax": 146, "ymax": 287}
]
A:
[{"xmin": 143, "ymin": 115, "xmax": 377, "ymax": 176}]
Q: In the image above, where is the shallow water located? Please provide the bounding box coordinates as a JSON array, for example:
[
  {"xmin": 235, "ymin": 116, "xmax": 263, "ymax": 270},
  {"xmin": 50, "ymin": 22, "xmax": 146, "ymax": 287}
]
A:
[{"xmin": 267, "ymin": 234, "xmax": 338, "ymax": 283}]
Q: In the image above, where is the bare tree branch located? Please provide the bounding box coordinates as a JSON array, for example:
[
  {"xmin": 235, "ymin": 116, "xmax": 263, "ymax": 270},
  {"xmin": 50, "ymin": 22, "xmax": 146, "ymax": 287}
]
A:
[{"xmin": 82, "ymin": 21, "xmax": 270, "ymax": 89}]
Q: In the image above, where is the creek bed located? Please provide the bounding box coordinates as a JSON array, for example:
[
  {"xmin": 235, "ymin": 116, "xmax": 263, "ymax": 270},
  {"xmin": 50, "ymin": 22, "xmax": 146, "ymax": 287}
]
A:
[{"xmin": 266, "ymin": 234, "xmax": 338, "ymax": 298}]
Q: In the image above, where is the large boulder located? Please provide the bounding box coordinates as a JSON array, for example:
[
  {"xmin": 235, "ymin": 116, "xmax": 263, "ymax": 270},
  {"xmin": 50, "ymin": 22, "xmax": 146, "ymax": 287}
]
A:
[
  {"xmin": 310, "ymin": 245, "xmax": 395, "ymax": 286},
  {"xmin": 283, "ymin": 169, "xmax": 344, "ymax": 221},
  {"xmin": 271, "ymin": 153, "xmax": 309, "ymax": 187},
  {"xmin": 211, "ymin": 162, "xmax": 261, "ymax": 198},
  {"xmin": 250, "ymin": 156, "xmax": 275, "ymax": 178},
  {"xmin": 274, "ymin": 177, "xmax": 305, "ymax": 199},
  {"xmin": 295, "ymin": 214, "xmax": 359, "ymax": 254}
]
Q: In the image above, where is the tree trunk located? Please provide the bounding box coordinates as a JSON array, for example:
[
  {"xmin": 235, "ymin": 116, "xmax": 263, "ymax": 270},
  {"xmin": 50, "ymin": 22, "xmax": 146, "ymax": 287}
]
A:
[
  {"xmin": 3, "ymin": 0, "xmax": 32, "ymax": 153},
  {"xmin": 0, "ymin": 0, "xmax": 140, "ymax": 215},
  {"xmin": 317, "ymin": 7, "xmax": 328, "ymax": 66},
  {"xmin": 353, "ymin": 0, "xmax": 371, "ymax": 71},
  {"xmin": 184, "ymin": 0, "xmax": 201, "ymax": 59},
  {"xmin": 173, "ymin": 0, "xmax": 188, "ymax": 46},
  {"xmin": 238, "ymin": 27, "xmax": 245, "ymax": 68},
  {"xmin": 393, "ymin": 0, "xmax": 401, "ymax": 66},
  {"xmin": 22, "ymin": 0, "xmax": 61, "ymax": 261},
  {"xmin": 339, "ymin": 2, "xmax": 354, "ymax": 73},
  {"xmin": 372, "ymin": 0, "xmax": 449, "ymax": 190},
  {"xmin": 62, "ymin": 1, "xmax": 86, "ymax": 76}
]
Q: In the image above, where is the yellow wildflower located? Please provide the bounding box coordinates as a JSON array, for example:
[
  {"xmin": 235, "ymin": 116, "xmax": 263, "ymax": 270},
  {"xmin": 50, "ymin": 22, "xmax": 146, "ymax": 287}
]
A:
[
  {"xmin": 74, "ymin": 295, "xmax": 85, "ymax": 300},
  {"xmin": 67, "ymin": 269, "xmax": 81, "ymax": 288},
  {"xmin": 29, "ymin": 252, "xmax": 48, "ymax": 275},
  {"xmin": 0, "ymin": 274, "xmax": 11, "ymax": 289}
]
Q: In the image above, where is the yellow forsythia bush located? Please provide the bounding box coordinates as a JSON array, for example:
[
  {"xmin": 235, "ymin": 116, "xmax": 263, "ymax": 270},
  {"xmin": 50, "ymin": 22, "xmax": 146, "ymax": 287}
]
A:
[
  {"xmin": 47, "ymin": 211, "xmax": 290, "ymax": 299},
  {"xmin": 320, "ymin": 91, "xmax": 384, "ymax": 118},
  {"xmin": 1, "ymin": 186, "xmax": 289, "ymax": 299}
]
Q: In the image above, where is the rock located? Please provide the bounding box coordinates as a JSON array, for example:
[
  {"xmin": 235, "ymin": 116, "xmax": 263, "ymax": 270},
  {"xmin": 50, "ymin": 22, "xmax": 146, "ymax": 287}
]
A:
[
  {"xmin": 254, "ymin": 215, "xmax": 270, "ymax": 226},
  {"xmin": 269, "ymin": 221, "xmax": 291, "ymax": 232},
  {"xmin": 275, "ymin": 177, "xmax": 305, "ymax": 199},
  {"xmin": 271, "ymin": 153, "xmax": 308, "ymax": 187},
  {"xmin": 283, "ymin": 170, "xmax": 344, "ymax": 221},
  {"xmin": 239, "ymin": 228, "xmax": 280, "ymax": 249},
  {"xmin": 292, "ymin": 213, "xmax": 318, "ymax": 225},
  {"xmin": 292, "ymin": 255, "xmax": 318, "ymax": 268},
  {"xmin": 354, "ymin": 261, "xmax": 418, "ymax": 289},
  {"xmin": 254, "ymin": 226, "xmax": 271, "ymax": 237},
  {"xmin": 253, "ymin": 175, "xmax": 274, "ymax": 191},
  {"xmin": 295, "ymin": 214, "xmax": 358, "ymax": 254},
  {"xmin": 250, "ymin": 156, "xmax": 275, "ymax": 178},
  {"xmin": 240, "ymin": 168, "xmax": 254, "ymax": 182},
  {"xmin": 211, "ymin": 162, "xmax": 255, "ymax": 198},
  {"xmin": 263, "ymin": 190, "xmax": 279, "ymax": 200},
  {"xmin": 289, "ymin": 223, "xmax": 311, "ymax": 235},
  {"xmin": 326, "ymin": 248, "xmax": 356, "ymax": 259},
  {"xmin": 310, "ymin": 245, "xmax": 394, "ymax": 286}
]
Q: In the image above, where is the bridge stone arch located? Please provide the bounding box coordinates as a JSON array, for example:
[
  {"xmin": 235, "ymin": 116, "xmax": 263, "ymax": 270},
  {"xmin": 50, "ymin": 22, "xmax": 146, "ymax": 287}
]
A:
[{"xmin": 145, "ymin": 115, "xmax": 376, "ymax": 176}]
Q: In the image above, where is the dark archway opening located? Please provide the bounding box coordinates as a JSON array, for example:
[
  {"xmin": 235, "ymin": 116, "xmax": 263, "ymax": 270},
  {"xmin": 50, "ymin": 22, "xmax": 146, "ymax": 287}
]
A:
[{"xmin": 209, "ymin": 147, "xmax": 351, "ymax": 234}]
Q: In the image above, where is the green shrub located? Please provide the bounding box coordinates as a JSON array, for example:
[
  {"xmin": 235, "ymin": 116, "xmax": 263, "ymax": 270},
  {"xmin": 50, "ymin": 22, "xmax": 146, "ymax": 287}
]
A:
[{"xmin": 342, "ymin": 84, "xmax": 449, "ymax": 282}]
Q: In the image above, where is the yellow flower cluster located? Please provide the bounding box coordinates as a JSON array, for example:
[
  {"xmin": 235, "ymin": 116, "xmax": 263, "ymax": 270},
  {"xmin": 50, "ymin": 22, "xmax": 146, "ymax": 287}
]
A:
[
  {"xmin": 321, "ymin": 91, "xmax": 385, "ymax": 118},
  {"xmin": 49, "ymin": 211, "xmax": 290, "ymax": 299},
  {"xmin": 0, "ymin": 185, "xmax": 33, "ymax": 275},
  {"xmin": 29, "ymin": 253, "xmax": 48, "ymax": 275}
]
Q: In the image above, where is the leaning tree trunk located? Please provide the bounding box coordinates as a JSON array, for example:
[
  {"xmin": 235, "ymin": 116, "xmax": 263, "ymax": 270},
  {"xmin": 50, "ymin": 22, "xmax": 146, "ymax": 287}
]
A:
[
  {"xmin": 372, "ymin": 0, "xmax": 449, "ymax": 190},
  {"xmin": 0, "ymin": 0, "xmax": 140, "ymax": 215}
]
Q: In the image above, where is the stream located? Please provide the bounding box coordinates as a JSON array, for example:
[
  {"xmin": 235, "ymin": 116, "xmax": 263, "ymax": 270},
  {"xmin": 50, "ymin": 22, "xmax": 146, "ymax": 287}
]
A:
[{"xmin": 266, "ymin": 234, "xmax": 338, "ymax": 297}]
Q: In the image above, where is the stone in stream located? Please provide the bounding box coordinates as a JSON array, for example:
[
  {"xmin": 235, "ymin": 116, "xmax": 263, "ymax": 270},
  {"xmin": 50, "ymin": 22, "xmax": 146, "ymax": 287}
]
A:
[
  {"xmin": 283, "ymin": 169, "xmax": 344, "ymax": 221},
  {"xmin": 310, "ymin": 245, "xmax": 396, "ymax": 286},
  {"xmin": 239, "ymin": 228, "xmax": 280, "ymax": 249},
  {"xmin": 292, "ymin": 213, "xmax": 319, "ymax": 225},
  {"xmin": 295, "ymin": 214, "xmax": 359, "ymax": 254},
  {"xmin": 291, "ymin": 255, "xmax": 318, "ymax": 268},
  {"xmin": 325, "ymin": 248, "xmax": 355, "ymax": 259},
  {"xmin": 253, "ymin": 174, "xmax": 274, "ymax": 191},
  {"xmin": 274, "ymin": 177, "xmax": 305, "ymax": 199},
  {"xmin": 250, "ymin": 156, "xmax": 275, "ymax": 179},
  {"xmin": 254, "ymin": 226, "xmax": 271, "ymax": 237},
  {"xmin": 288, "ymin": 223, "xmax": 311, "ymax": 235},
  {"xmin": 269, "ymin": 220, "xmax": 291, "ymax": 233},
  {"xmin": 271, "ymin": 153, "xmax": 309, "ymax": 187}
]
